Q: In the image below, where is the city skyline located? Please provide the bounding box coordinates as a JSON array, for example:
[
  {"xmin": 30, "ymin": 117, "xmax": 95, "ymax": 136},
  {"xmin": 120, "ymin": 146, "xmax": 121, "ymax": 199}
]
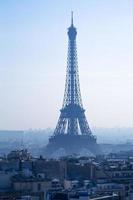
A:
[{"xmin": 1, "ymin": 0, "xmax": 133, "ymax": 129}]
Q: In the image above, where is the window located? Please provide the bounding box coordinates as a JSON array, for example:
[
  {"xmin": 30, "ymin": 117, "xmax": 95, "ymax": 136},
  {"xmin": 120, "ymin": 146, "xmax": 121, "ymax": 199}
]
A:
[{"xmin": 37, "ymin": 183, "xmax": 41, "ymax": 191}]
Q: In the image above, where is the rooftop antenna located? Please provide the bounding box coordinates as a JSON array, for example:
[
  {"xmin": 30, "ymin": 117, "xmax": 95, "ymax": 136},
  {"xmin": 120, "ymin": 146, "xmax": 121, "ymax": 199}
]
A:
[{"xmin": 20, "ymin": 131, "xmax": 25, "ymax": 150}]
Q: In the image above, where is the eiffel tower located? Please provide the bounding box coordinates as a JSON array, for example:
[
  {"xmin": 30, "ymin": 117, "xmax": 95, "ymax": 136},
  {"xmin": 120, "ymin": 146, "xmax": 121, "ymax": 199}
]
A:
[{"xmin": 45, "ymin": 13, "xmax": 100, "ymax": 157}]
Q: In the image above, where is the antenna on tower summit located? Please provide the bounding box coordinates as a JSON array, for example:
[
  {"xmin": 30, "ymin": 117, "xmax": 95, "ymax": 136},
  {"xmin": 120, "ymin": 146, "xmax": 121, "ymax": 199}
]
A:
[{"xmin": 71, "ymin": 11, "xmax": 74, "ymax": 26}]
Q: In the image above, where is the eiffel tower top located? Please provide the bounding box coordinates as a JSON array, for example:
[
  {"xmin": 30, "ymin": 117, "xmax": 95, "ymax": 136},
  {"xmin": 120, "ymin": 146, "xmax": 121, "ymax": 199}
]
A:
[
  {"xmin": 68, "ymin": 11, "xmax": 77, "ymax": 40},
  {"xmin": 71, "ymin": 11, "xmax": 74, "ymax": 26}
]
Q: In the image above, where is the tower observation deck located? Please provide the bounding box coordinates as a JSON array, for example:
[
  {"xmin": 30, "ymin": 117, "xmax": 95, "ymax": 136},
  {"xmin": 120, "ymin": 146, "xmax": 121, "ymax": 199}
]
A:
[{"xmin": 45, "ymin": 13, "xmax": 101, "ymax": 157}]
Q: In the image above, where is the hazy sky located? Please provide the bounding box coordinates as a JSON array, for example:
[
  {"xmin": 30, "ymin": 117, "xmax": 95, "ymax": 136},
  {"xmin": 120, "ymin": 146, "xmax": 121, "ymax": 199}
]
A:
[{"xmin": 1, "ymin": 0, "xmax": 133, "ymax": 130}]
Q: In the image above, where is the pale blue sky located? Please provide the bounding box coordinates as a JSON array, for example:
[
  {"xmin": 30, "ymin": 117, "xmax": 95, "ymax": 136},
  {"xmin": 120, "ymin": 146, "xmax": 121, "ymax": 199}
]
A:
[{"xmin": 0, "ymin": 0, "xmax": 133, "ymax": 129}]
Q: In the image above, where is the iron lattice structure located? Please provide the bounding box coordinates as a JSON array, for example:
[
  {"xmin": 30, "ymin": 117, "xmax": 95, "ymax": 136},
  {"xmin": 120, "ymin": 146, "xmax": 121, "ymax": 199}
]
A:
[{"xmin": 54, "ymin": 14, "xmax": 95, "ymax": 139}]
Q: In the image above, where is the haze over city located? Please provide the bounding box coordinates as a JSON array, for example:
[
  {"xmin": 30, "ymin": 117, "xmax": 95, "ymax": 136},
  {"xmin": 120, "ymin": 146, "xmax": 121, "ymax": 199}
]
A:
[{"xmin": 1, "ymin": 0, "xmax": 133, "ymax": 130}]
